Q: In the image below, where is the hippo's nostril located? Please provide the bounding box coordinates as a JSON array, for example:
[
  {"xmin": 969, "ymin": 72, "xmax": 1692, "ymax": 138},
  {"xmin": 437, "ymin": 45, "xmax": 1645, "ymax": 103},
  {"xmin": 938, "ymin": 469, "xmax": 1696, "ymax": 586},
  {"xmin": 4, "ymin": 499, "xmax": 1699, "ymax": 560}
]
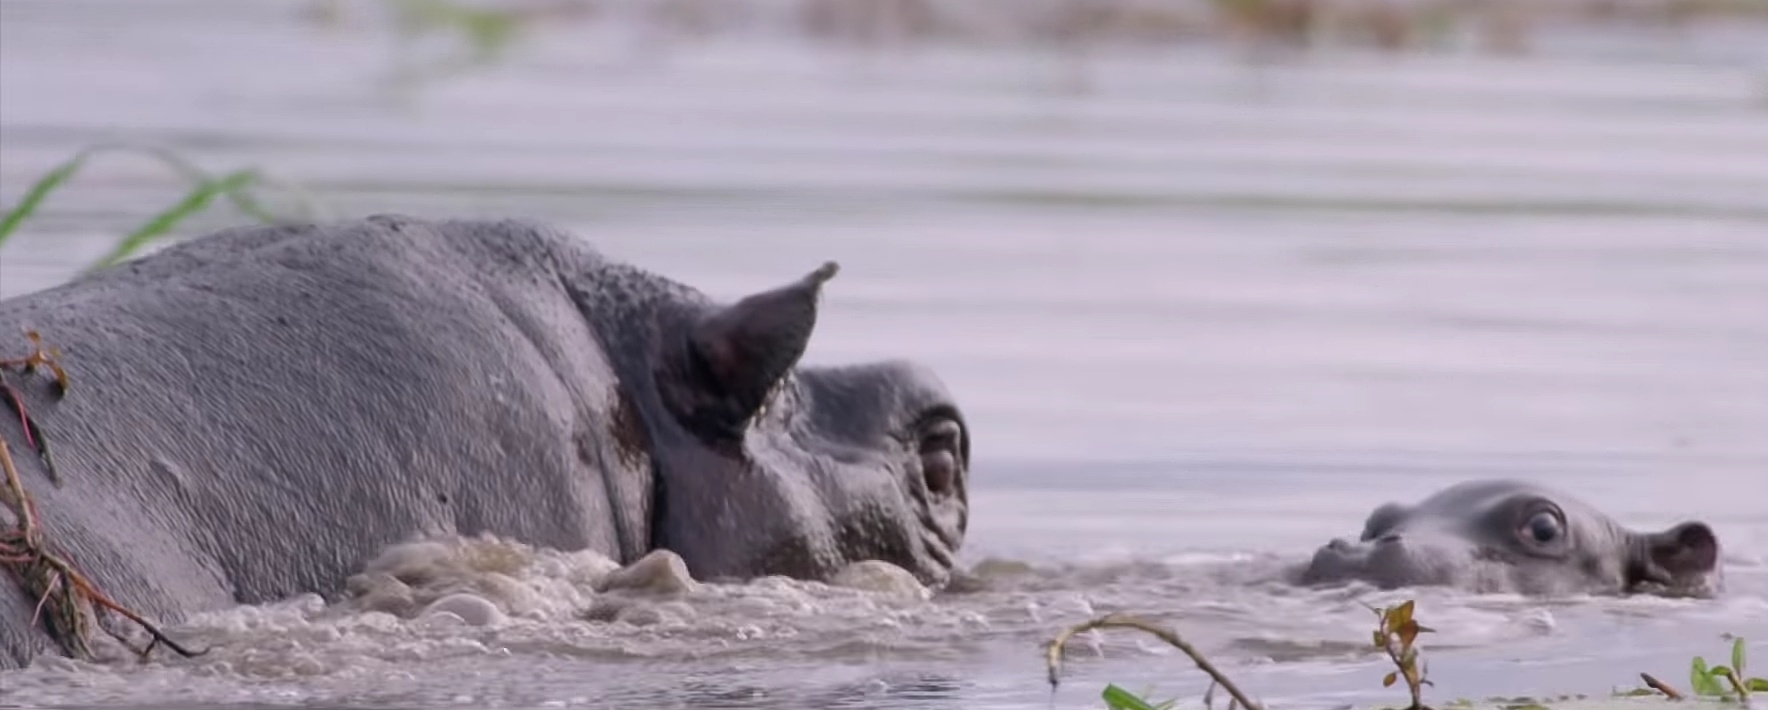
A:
[
  {"xmin": 922, "ymin": 449, "xmax": 957, "ymax": 495},
  {"xmin": 1327, "ymin": 538, "xmax": 1352, "ymax": 552},
  {"xmin": 1376, "ymin": 532, "xmax": 1402, "ymax": 545},
  {"xmin": 917, "ymin": 417, "xmax": 963, "ymax": 497}
]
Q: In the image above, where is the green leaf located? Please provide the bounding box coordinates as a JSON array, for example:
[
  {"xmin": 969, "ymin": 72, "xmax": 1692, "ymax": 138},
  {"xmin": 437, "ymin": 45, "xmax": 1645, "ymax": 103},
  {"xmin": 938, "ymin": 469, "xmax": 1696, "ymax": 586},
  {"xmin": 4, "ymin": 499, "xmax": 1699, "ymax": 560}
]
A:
[
  {"xmin": 0, "ymin": 153, "xmax": 90, "ymax": 248},
  {"xmin": 1397, "ymin": 619, "xmax": 1422, "ymax": 647},
  {"xmin": 0, "ymin": 143, "xmax": 311, "ymax": 271},
  {"xmin": 1732, "ymin": 637, "xmax": 1747, "ymax": 675},
  {"xmin": 1387, "ymin": 600, "xmax": 1416, "ymax": 628},
  {"xmin": 1101, "ymin": 684, "xmax": 1163, "ymax": 710},
  {"xmin": 1691, "ymin": 657, "xmax": 1727, "ymax": 696},
  {"xmin": 86, "ymin": 170, "xmax": 260, "ymax": 272},
  {"xmin": 1745, "ymin": 677, "xmax": 1768, "ymax": 691}
]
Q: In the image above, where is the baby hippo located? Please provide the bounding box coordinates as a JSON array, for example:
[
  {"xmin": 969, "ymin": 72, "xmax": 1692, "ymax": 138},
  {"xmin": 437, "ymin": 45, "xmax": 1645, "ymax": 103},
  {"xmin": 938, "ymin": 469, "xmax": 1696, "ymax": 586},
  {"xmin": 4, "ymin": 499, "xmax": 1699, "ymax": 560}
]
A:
[{"xmin": 1295, "ymin": 479, "xmax": 1721, "ymax": 597}]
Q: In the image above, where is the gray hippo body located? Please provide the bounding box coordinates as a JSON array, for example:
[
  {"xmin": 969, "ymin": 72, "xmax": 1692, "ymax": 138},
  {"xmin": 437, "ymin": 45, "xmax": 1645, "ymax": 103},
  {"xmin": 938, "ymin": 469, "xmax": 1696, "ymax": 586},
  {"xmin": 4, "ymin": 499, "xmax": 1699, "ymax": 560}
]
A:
[
  {"xmin": 1295, "ymin": 478, "xmax": 1720, "ymax": 596},
  {"xmin": 0, "ymin": 215, "xmax": 969, "ymax": 669}
]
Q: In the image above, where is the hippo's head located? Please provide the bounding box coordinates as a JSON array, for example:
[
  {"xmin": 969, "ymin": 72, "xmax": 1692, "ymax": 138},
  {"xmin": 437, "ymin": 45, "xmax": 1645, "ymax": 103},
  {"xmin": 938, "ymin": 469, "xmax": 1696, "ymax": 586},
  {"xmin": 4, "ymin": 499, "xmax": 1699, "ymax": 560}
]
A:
[
  {"xmin": 1295, "ymin": 479, "xmax": 1721, "ymax": 596},
  {"xmin": 579, "ymin": 258, "xmax": 970, "ymax": 589}
]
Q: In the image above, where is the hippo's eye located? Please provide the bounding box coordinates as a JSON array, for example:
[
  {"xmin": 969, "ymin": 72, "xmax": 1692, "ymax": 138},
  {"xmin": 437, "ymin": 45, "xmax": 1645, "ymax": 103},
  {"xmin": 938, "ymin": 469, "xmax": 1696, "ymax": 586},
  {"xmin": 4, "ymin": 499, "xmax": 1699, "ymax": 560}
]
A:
[
  {"xmin": 918, "ymin": 418, "xmax": 963, "ymax": 498},
  {"xmin": 1520, "ymin": 510, "xmax": 1564, "ymax": 545}
]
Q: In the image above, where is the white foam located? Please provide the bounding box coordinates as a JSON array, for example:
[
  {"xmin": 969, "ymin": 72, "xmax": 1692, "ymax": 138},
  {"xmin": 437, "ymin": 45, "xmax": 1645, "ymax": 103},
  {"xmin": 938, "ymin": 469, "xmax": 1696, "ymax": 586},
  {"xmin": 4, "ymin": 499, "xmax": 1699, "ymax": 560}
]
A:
[{"xmin": 4, "ymin": 534, "xmax": 1764, "ymax": 708}]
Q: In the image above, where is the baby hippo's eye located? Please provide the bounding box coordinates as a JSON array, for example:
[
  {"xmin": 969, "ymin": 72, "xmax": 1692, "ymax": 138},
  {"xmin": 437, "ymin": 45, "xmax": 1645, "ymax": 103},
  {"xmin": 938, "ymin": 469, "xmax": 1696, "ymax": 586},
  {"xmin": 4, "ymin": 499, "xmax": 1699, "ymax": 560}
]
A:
[{"xmin": 1521, "ymin": 510, "xmax": 1564, "ymax": 545}]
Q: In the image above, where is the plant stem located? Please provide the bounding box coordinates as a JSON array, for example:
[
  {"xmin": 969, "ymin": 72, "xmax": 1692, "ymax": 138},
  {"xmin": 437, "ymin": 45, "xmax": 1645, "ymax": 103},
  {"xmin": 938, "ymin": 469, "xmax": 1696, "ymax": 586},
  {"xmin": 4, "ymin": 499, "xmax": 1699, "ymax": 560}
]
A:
[
  {"xmin": 1044, "ymin": 612, "xmax": 1263, "ymax": 710},
  {"xmin": 1640, "ymin": 672, "xmax": 1685, "ymax": 699}
]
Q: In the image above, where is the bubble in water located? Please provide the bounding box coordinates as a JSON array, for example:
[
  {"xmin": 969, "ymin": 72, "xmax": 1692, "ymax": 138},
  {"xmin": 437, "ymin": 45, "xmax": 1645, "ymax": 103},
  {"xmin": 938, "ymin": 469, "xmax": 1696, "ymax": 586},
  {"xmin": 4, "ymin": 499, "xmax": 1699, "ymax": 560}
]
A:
[
  {"xmin": 596, "ymin": 549, "xmax": 698, "ymax": 596},
  {"xmin": 830, "ymin": 560, "xmax": 931, "ymax": 600},
  {"xmin": 423, "ymin": 594, "xmax": 506, "ymax": 627},
  {"xmin": 1519, "ymin": 608, "xmax": 1557, "ymax": 634}
]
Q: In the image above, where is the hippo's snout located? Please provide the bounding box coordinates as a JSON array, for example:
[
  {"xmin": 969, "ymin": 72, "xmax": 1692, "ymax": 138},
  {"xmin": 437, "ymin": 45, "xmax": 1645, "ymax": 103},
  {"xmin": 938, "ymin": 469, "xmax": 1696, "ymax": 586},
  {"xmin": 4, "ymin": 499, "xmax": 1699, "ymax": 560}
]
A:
[
  {"xmin": 1299, "ymin": 533, "xmax": 1464, "ymax": 590},
  {"xmin": 1299, "ymin": 537, "xmax": 1370, "ymax": 585}
]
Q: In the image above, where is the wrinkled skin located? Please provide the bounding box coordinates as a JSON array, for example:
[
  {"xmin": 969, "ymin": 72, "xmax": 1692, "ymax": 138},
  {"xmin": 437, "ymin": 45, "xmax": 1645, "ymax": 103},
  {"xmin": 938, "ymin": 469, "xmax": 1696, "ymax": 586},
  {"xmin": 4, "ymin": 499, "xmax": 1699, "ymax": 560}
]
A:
[
  {"xmin": 0, "ymin": 215, "xmax": 970, "ymax": 669},
  {"xmin": 1295, "ymin": 479, "xmax": 1721, "ymax": 597}
]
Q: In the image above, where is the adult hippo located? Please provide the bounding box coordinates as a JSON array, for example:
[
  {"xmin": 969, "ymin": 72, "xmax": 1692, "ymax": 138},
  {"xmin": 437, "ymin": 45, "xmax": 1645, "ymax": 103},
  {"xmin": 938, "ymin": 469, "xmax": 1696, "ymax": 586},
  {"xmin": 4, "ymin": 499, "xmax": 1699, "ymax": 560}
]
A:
[
  {"xmin": 0, "ymin": 214, "xmax": 970, "ymax": 669},
  {"xmin": 1295, "ymin": 478, "xmax": 1721, "ymax": 597}
]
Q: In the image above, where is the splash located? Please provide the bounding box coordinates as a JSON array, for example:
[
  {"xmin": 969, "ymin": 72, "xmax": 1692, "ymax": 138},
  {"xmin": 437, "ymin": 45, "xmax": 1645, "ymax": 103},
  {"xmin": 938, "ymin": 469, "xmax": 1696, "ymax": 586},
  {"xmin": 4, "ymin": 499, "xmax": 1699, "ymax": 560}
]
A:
[{"xmin": 2, "ymin": 534, "xmax": 1763, "ymax": 709}]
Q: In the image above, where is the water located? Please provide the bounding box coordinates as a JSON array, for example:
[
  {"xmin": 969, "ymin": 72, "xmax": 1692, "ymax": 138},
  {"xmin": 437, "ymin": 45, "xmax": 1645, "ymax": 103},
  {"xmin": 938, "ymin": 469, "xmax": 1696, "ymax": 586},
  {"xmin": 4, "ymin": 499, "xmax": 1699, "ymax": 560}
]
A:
[{"xmin": 2, "ymin": 1, "xmax": 1767, "ymax": 708}]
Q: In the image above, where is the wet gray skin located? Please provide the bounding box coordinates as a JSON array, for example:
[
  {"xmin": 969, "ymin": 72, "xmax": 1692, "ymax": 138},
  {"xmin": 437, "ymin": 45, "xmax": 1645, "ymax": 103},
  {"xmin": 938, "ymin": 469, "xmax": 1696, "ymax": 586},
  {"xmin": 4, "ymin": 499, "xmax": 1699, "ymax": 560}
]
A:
[
  {"xmin": 0, "ymin": 215, "xmax": 970, "ymax": 669},
  {"xmin": 1295, "ymin": 479, "xmax": 1722, "ymax": 596}
]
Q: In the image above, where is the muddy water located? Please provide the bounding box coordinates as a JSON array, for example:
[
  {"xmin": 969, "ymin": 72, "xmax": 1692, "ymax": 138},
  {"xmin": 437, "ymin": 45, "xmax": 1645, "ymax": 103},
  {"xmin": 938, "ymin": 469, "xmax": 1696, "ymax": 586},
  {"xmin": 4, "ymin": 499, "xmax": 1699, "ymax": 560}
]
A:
[{"xmin": 2, "ymin": 1, "xmax": 1767, "ymax": 709}]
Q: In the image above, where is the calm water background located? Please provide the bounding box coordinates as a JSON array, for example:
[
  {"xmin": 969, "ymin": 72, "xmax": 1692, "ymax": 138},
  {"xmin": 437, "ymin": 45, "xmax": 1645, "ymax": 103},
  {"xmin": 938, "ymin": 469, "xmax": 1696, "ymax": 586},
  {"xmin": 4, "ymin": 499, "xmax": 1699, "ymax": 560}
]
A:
[{"xmin": 2, "ymin": 1, "xmax": 1767, "ymax": 708}]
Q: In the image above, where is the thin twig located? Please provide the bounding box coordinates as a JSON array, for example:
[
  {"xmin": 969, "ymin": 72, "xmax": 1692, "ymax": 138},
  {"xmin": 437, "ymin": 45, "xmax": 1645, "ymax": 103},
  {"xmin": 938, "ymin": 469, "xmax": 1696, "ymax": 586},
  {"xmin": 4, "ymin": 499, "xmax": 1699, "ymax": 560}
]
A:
[
  {"xmin": 29, "ymin": 571, "xmax": 61, "ymax": 628},
  {"xmin": 2, "ymin": 331, "xmax": 69, "ymax": 396},
  {"xmin": 2, "ymin": 336, "xmax": 208, "ymax": 662},
  {"xmin": 1044, "ymin": 612, "xmax": 1264, "ymax": 710},
  {"xmin": 1, "ymin": 438, "xmax": 41, "ymax": 536},
  {"xmin": 2, "ymin": 437, "xmax": 89, "ymax": 658},
  {"xmin": 64, "ymin": 558, "xmax": 209, "ymax": 659},
  {"xmin": 1, "ymin": 378, "xmax": 61, "ymax": 486}
]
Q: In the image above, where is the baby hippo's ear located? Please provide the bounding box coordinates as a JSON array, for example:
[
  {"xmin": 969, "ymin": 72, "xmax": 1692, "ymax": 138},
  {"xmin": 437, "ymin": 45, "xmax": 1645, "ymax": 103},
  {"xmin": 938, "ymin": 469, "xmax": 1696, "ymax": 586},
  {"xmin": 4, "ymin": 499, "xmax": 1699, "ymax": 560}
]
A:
[{"xmin": 1630, "ymin": 521, "xmax": 1721, "ymax": 591}]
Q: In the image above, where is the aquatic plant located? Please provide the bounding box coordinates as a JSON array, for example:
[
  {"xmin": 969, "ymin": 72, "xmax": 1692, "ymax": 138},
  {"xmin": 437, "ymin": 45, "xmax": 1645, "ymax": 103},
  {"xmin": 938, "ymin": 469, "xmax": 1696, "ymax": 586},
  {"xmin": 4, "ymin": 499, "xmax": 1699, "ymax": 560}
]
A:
[
  {"xmin": 1623, "ymin": 636, "xmax": 1767, "ymax": 701},
  {"xmin": 1053, "ymin": 598, "xmax": 1768, "ymax": 709},
  {"xmin": 301, "ymin": 0, "xmax": 598, "ymax": 93},
  {"xmin": 337, "ymin": 0, "xmax": 1768, "ymax": 58},
  {"xmin": 389, "ymin": 0, "xmax": 525, "ymax": 62},
  {"xmin": 1101, "ymin": 683, "xmax": 1178, "ymax": 710},
  {"xmin": 1371, "ymin": 599, "xmax": 1436, "ymax": 710},
  {"xmin": 0, "ymin": 143, "xmax": 313, "ymax": 274},
  {"xmin": 1048, "ymin": 600, "xmax": 1451, "ymax": 710},
  {"xmin": 377, "ymin": 0, "xmax": 596, "ymax": 89},
  {"xmin": 1688, "ymin": 636, "xmax": 1767, "ymax": 701}
]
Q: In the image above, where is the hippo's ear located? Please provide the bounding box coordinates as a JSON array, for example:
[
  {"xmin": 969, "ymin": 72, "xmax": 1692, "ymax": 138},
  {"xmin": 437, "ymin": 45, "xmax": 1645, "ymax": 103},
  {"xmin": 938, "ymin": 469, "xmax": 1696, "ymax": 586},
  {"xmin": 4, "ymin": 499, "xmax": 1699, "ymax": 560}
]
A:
[
  {"xmin": 664, "ymin": 261, "xmax": 839, "ymax": 440},
  {"xmin": 1359, "ymin": 502, "xmax": 1407, "ymax": 542},
  {"xmin": 1629, "ymin": 521, "xmax": 1720, "ymax": 589}
]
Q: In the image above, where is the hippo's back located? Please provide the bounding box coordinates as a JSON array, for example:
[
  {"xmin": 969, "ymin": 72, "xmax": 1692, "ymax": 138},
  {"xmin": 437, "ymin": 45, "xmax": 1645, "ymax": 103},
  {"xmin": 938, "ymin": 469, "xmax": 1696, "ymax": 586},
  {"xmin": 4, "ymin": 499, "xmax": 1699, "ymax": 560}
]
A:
[{"xmin": 0, "ymin": 216, "xmax": 643, "ymax": 626}]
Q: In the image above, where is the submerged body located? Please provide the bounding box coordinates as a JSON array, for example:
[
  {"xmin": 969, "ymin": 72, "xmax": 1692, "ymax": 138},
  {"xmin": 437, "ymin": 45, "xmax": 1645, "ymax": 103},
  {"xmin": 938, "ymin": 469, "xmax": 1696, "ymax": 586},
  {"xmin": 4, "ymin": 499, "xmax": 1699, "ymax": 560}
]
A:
[
  {"xmin": 0, "ymin": 215, "xmax": 970, "ymax": 669},
  {"xmin": 1295, "ymin": 478, "xmax": 1721, "ymax": 596}
]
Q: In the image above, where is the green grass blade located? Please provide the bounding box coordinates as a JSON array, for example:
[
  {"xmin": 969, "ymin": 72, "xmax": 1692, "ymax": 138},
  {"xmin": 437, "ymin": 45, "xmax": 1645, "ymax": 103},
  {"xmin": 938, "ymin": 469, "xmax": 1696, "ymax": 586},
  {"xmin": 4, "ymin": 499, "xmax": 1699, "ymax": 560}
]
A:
[
  {"xmin": 86, "ymin": 170, "xmax": 259, "ymax": 272},
  {"xmin": 0, "ymin": 154, "xmax": 91, "ymax": 248},
  {"xmin": 1733, "ymin": 637, "xmax": 1747, "ymax": 675},
  {"xmin": 119, "ymin": 145, "xmax": 286, "ymax": 223},
  {"xmin": 1, "ymin": 142, "xmax": 316, "ymax": 273},
  {"xmin": 219, "ymin": 184, "xmax": 282, "ymax": 223}
]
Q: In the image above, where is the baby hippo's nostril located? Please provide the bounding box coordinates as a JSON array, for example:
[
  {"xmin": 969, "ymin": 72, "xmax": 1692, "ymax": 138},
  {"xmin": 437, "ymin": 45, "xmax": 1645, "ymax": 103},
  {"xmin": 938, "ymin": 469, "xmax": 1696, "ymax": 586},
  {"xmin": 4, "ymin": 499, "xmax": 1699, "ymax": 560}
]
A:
[
  {"xmin": 1376, "ymin": 532, "xmax": 1402, "ymax": 545},
  {"xmin": 1327, "ymin": 538, "xmax": 1353, "ymax": 553}
]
